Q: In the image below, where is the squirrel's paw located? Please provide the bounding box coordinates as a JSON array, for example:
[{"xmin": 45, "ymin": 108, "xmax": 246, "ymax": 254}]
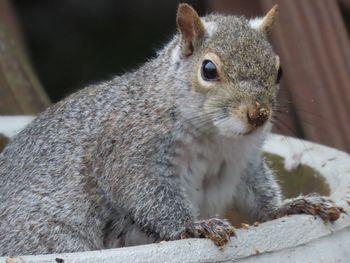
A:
[
  {"xmin": 181, "ymin": 218, "xmax": 235, "ymax": 248},
  {"xmin": 271, "ymin": 193, "xmax": 345, "ymax": 222}
]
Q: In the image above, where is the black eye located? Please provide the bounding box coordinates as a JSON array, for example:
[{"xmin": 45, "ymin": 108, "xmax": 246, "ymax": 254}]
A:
[
  {"xmin": 201, "ymin": 60, "xmax": 219, "ymax": 81},
  {"xmin": 277, "ymin": 67, "xmax": 283, "ymax": 84}
]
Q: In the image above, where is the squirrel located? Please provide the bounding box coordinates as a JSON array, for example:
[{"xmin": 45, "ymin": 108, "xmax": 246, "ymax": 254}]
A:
[{"xmin": 0, "ymin": 4, "xmax": 343, "ymax": 256}]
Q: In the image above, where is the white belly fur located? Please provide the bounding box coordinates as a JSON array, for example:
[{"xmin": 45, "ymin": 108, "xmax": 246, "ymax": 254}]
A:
[{"xmin": 177, "ymin": 129, "xmax": 268, "ymax": 219}]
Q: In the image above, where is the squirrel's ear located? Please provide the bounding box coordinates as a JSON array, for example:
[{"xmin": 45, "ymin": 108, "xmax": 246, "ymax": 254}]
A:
[
  {"xmin": 176, "ymin": 3, "xmax": 206, "ymax": 57},
  {"xmin": 250, "ymin": 5, "xmax": 278, "ymax": 34}
]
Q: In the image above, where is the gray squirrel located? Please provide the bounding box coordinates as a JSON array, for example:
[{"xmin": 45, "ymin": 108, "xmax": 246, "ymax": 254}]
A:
[{"xmin": 0, "ymin": 4, "xmax": 343, "ymax": 256}]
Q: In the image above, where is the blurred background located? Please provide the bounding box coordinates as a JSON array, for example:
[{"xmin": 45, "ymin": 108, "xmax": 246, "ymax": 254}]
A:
[{"xmin": 0, "ymin": 0, "xmax": 349, "ymax": 151}]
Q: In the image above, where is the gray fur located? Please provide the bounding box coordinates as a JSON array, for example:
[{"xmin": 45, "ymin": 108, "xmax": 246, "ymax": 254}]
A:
[{"xmin": 0, "ymin": 8, "xmax": 283, "ymax": 256}]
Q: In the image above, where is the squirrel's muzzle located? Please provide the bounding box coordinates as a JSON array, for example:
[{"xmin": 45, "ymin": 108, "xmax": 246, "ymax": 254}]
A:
[{"xmin": 247, "ymin": 102, "xmax": 270, "ymax": 128}]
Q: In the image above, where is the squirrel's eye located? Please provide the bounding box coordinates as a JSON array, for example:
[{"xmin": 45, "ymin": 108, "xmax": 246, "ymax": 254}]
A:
[
  {"xmin": 201, "ymin": 60, "xmax": 219, "ymax": 81},
  {"xmin": 277, "ymin": 67, "xmax": 283, "ymax": 84}
]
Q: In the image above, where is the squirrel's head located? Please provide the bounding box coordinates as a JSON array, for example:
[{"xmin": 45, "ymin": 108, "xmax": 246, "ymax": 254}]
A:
[{"xmin": 173, "ymin": 4, "xmax": 281, "ymax": 137}]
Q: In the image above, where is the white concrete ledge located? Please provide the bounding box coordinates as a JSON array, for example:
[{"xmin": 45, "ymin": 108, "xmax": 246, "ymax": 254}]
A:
[
  {"xmin": 0, "ymin": 116, "xmax": 35, "ymax": 138},
  {"xmin": 4, "ymin": 215, "xmax": 350, "ymax": 263},
  {"xmin": 1, "ymin": 117, "xmax": 350, "ymax": 262}
]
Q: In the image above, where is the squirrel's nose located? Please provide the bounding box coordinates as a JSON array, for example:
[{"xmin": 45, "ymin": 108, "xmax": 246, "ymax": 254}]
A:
[{"xmin": 247, "ymin": 102, "xmax": 270, "ymax": 127}]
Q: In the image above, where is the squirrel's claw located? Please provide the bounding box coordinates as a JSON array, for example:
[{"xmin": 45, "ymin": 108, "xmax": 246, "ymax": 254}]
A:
[
  {"xmin": 271, "ymin": 193, "xmax": 344, "ymax": 222},
  {"xmin": 181, "ymin": 218, "xmax": 235, "ymax": 248}
]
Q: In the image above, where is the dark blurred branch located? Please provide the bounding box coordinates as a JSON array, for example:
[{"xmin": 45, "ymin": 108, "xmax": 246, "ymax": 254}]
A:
[
  {"xmin": 208, "ymin": 0, "xmax": 262, "ymax": 16},
  {"xmin": 0, "ymin": 0, "xmax": 50, "ymax": 115},
  {"xmin": 0, "ymin": 0, "xmax": 24, "ymax": 48},
  {"xmin": 339, "ymin": 0, "xmax": 350, "ymax": 10}
]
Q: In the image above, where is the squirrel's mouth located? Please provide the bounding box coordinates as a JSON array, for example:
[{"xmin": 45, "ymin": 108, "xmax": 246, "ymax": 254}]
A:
[
  {"xmin": 236, "ymin": 130, "xmax": 255, "ymax": 136},
  {"xmin": 202, "ymin": 100, "xmax": 272, "ymax": 138},
  {"xmin": 212, "ymin": 113, "xmax": 272, "ymax": 138},
  {"xmin": 235, "ymin": 125, "xmax": 264, "ymax": 136},
  {"xmin": 212, "ymin": 104, "xmax": 271, "ymax": 138}
]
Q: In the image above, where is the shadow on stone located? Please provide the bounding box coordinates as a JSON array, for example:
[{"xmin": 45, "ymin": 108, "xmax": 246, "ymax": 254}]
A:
[{"xmin": 0, "ymin": 133, "xmax": 9, "ymax": 152}]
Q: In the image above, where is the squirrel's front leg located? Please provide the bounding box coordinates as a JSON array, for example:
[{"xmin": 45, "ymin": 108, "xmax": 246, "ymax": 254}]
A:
[
  {"xmin": 115, "ymin": 175, "xmax": 196, "ymax": 241},
  {"xmin": 121, "ymin": 176, "xmax": 235, "ymax": 246},
  {"xmin": 101, "ymin": 166, "xmax": 235, "ymax": 246},
  {"xmin": 270, "ymin": 193, "xmax": 344, "ymax": 222},
  {"xmin": 236, "ymin": 159, "xmax": 343, "ymax": 222}
]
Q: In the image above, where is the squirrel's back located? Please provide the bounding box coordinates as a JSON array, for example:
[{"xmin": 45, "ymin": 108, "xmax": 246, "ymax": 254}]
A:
[{"xmin": 0, "ymin": 61, "xmax": 180, "ymax": 254}]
